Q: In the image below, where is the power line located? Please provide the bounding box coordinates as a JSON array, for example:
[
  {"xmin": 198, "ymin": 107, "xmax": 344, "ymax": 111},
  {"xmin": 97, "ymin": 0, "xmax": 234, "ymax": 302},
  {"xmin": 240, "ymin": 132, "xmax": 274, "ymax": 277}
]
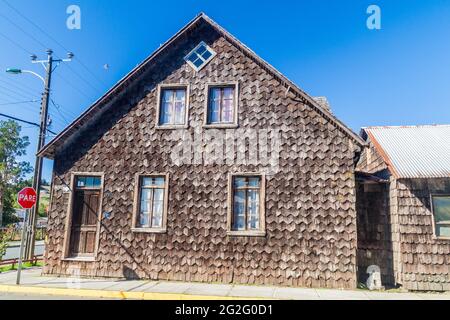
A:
[
  {"xmin": 0, "ymin": 29, "xmax": 33, "ymax": 55},
  {"xmin": 0, "ymin": 11, "xmax": 47, "ymax": 51},
  {"xmin": 53, "ymin": 72, "xmax": 93, "ymax": 101},
  {"xmin": 0, "ymin": 99, "xmax": 39, "ymax": 106},
  {"xmin": 50, "ymin": 99, "xmax": 78, "ymax": 119},
  {"xmin": 0, "ymin": 86, "xmax": 36, "ymax": 102},
  {"xmin": 0, "ymin": 83, "xmax": 40, "ymax": 100},
  {"xmin": 50, "ymin": 99, "xmax": 70, "ymax": 124},
  {"xmin": 0, "ymin": 77, "xmax": 42, "ymax": 96},
  {"xmin": 61, "ymin": 62, "xmax": 103, "ymax": 94},
  {"xmin": 0, "ymin": 112, "xmax": 56, "ymax": 134},
  {"xmin": 2, "ymin": 0, "xmax": 108, "ymax": 88}
]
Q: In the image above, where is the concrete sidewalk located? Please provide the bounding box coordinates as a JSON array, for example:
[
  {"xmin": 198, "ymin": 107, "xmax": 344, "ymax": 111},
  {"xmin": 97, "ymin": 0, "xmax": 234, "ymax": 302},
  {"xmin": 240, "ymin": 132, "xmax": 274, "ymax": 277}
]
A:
[{"xmin": 0, "ymin": 268, "xmax": 449, "ymax": 300}]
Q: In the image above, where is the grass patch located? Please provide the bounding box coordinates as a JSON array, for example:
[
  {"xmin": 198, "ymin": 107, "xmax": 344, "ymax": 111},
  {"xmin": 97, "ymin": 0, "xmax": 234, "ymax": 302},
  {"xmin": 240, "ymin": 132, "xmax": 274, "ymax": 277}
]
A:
[{"xmin": 0, "ymin": 261, "xmax": 43, "ymax": 273}]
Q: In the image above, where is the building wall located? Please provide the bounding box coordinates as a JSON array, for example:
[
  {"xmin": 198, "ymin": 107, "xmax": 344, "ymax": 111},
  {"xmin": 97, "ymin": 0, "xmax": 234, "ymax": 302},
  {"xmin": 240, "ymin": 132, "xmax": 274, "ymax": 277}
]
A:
[
  {"xmin": 355, "ymin": 141, "xmax": 388, "ymax": 176},
  {"xmin": 43, "ymin": 20, "xmax": 359, "ymax": 289},
  {"xmin": 393, "ymin": 178, "xmax": 450, "ymax": 291}
]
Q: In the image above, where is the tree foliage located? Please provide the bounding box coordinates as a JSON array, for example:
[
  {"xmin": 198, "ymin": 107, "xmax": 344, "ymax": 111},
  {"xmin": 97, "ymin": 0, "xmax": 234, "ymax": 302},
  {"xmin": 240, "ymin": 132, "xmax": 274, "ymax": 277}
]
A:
[{"xmin": 0, "ymin": 120, "xmax": 32, "ymax": 226}]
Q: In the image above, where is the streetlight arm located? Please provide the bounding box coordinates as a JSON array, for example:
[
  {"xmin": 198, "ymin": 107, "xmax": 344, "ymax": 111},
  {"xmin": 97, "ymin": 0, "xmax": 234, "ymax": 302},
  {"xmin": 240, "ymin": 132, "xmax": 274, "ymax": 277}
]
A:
[{"xmin": 20, "ymin": 70, "xmax": 45, "ymax": 84}]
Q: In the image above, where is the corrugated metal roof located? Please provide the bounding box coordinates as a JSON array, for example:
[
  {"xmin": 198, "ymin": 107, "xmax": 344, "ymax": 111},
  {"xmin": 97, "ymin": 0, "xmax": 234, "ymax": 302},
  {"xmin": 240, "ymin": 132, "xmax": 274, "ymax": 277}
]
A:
[{"xmin": 363, "ymin": 125, "xmax": 450, "ymax": 178}]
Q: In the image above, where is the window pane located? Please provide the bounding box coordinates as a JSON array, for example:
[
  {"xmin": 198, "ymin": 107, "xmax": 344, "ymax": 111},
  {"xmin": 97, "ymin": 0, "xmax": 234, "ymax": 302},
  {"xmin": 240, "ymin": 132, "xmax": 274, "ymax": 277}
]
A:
[
  {"xmin": 210, "ymin": 88, "xmax": 221, "ymax": 102},
  {"xmin": 152, "ymin": 200, "xmax": 163, "ymax": 228},
  {"xmin": 139, "ymin": 213, "xmax": 149, "ymax": 227},
  {"xmin": 433, "ymin": 196, "xmax": 450, "ymax": 223},
  {"xmin": 175, "ymin": 89, "xmax": 185, "ymax": 101},
  {"xmin": 174, "ymin": 101, "xmax": 185, "ymax": 124},
  {"xmin": 153, "ymin": 177, "xmax": 165, "ymax": 186},
  {"xmin": 141, "ymin": 177, "xmax": 152, "ymax": 187},
  {"xmin": 193, "ymin": 58, "xmax": 204, "ymax": 68},
  {"xmin": 209, "ymin": 99, "xmax": 220, "ymax": 123},
  {"xmin": 222, "ymin": 98, "xmax": 233, "ymax": 123},
  {"xmin": 187, "ymin": 52, "xmax": 198, "ymax": 63},
  {"xmin": 233, "ymin": 190, "xmax": 246, "ymax": 230},
  {"xmin": 140, "ymin": 188, "xmax": 151, "ymax": 203},
  {"xmin": 196, "ymin": 44, "xmax": 207, "ymax": 55},
  {"xmin": 160, "ymin": 102, "xmax": 172, "ymax": 124},
  {"xmin": 76, "ymin": 177, "xmax": 85, "ymax": 187},
  {"xmin": 234, "ymin": 177, "xmax": 246, "ymax": 188},
  {"xmin": 248, "ymin": 178, "xmax": 260, "ymax": 187},
  {"xmin": 153, "ymin": 188, "xmax": 164, "ymax": 201},
  {"xmin": 92, "ymin": 177, "xmax": 101, "ymax": 188},
  {"xmin": 76, "ymin": 176, "xmax": 101, "ymax": 188},
  {"xmin": 437, "ymin": 225, "xmax": 450, "ymax": 237},
  {"xmin": 201, "ymin": 49, "xmax": 212, "ymax": 60},
  {"xmin": 162, "ymin": 90, "xmax": 173, "ymax": 102},
  {"xmin": 85, "ymin": 176, "xmax": 94, "ymax": 188},
  {"xmin": 247, "ymin": 190, "xmax": 260, "ymax": 230},
  {"xmin": 223, "ymin": 87, "xmax": 234, "ymax": 100}
]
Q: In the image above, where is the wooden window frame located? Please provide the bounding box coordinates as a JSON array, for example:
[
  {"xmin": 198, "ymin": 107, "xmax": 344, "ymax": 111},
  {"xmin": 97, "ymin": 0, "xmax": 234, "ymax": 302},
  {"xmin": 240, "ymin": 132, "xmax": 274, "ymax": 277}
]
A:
[
  {"xmin": 131, "ymin": 173, "xmax": 169, "ymax": 234},
  {"xmin": 62, "ymin": 172, "xmax": 104, "ymax": 262},
  {"xmin": 430, "ymin": 194, "xmax": 450, "ymax": 240},
  {"xmin": 203, "ymin": 82, "xmax": 239, "ymax": 129},
  {"xmin": 227, "ymin": 172, "xmax": 266, "ymax": 237},
  {"xmin": 155, "ymin": 84, "xmax": 190, "ymax": 129}
]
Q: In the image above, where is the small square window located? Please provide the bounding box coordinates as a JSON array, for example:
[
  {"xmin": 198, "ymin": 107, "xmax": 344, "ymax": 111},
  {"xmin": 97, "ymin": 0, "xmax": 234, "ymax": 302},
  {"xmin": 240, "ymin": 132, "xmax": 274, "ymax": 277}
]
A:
[
  {"xmin": 184, "ymin": 41, "xmax": 216, "ymax": 71},
  {"xmin": 432, "ymin": 195, "xmax": 450, "ymax": 238}
]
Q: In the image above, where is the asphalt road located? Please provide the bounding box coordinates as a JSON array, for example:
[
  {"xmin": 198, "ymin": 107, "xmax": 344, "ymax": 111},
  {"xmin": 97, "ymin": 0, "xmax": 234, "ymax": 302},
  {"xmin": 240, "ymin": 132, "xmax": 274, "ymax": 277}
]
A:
[{"xmin": 3, "ymin": 241, "xmax": 45, "ymax": 260}]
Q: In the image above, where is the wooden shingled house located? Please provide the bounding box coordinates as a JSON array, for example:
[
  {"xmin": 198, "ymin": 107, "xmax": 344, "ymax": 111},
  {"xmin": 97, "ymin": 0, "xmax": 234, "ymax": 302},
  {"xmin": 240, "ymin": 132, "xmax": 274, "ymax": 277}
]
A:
[
  {"xmin": 356, "ymin": 125, "xmax": 450, "ymax": 291},
  {"xmin": 38, "ymin": 13, "xmax": 367, "ymax": 289}
]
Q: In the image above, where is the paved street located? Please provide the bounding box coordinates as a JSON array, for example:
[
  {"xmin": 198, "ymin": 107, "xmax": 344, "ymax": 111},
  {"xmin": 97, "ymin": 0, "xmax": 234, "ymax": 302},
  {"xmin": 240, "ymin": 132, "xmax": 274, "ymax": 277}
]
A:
[
  {"xmin": 0, "ymin": 268, "xmax": 449, "ymax": 300},
  {"xmin": 3, "ymin": 241, "xmax": 45, "ymax": 260}
]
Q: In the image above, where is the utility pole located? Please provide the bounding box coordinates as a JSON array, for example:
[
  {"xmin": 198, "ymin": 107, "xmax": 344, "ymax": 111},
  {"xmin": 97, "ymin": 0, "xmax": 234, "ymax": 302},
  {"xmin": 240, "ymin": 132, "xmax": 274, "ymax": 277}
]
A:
[
  {"xmin": 7, "ymin": 49, "xmax": 73, "ymax": 260},
  {"xmin": 25, "ymin": 49, "xmax": 53, "ymax": 260}
]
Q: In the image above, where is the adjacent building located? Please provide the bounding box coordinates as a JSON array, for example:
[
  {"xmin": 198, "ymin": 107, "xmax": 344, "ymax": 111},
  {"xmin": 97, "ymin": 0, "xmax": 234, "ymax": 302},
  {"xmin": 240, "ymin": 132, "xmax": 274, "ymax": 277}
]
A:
[{"xmin": 356, "ymin": 125, "xmax": 450, "ymax": 291}]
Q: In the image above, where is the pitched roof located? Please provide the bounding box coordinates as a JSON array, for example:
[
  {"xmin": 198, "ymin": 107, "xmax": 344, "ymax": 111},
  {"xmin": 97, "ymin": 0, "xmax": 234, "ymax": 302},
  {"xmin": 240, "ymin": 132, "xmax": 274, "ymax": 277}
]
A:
[
  {"xmin": 361, "ymin": 125, "xmax": 450, "ymax": 179},
  {"xmin": 38, "ymin": 13, "xmax": 364, "ymax": 159}
]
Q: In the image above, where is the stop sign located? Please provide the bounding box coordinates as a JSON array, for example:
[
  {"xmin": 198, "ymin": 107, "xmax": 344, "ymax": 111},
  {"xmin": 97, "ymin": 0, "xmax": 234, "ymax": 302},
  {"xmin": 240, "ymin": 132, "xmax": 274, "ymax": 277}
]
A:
[{"xmin": 17, "ymin": 187, "xmax": 37, "ymax": 209}]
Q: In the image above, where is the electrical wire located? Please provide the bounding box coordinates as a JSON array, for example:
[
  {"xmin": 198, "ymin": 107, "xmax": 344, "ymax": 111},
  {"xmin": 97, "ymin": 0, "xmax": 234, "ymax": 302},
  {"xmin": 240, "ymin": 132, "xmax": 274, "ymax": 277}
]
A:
[
  {"xmin": 0, "ymin": 112, "xmax": 56, "ymax": 135},
  {"xmin": 2, "ymin": 0, "xmax": 108, "ymax": 88},
  {"xmin": 0, "ymin": 100, "xmax": 39, "ymax": 106}
]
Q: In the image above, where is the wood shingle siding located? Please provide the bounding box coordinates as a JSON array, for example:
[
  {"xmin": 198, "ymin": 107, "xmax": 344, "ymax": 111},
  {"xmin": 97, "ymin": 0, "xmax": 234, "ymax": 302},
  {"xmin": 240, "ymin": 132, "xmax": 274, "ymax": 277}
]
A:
[{"xmin": 42, "ymin": 18, "xmax": 360, "ymax": 289}]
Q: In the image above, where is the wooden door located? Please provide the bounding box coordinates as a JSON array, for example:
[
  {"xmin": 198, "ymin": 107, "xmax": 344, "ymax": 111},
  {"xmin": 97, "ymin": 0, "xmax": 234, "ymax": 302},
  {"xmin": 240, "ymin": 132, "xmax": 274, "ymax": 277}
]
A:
[{"xmin": 69, "ymin": 190, "xmax": 100, "ymax": 257}]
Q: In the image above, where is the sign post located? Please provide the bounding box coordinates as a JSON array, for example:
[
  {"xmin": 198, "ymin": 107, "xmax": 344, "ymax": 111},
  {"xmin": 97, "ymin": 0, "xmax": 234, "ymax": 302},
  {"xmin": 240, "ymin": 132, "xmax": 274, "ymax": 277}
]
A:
[{"xmin": 16, "ymin": 187, "xmax": 37, "ymax": 285}]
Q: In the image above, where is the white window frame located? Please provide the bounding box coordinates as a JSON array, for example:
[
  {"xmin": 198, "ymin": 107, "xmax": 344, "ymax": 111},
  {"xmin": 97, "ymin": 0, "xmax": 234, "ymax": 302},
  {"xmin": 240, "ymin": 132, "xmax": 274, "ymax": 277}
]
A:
[{"xmin": 184, "ymin": 41, "xmax": 216, "ymax": 72}]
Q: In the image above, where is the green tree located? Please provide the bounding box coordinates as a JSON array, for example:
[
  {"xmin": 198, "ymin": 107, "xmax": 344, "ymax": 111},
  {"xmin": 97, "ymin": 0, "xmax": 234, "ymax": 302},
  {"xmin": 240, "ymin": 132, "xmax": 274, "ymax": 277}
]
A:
[{"xmin": 0, "ymin": 120, "xmax": 32, "ymax": 226}]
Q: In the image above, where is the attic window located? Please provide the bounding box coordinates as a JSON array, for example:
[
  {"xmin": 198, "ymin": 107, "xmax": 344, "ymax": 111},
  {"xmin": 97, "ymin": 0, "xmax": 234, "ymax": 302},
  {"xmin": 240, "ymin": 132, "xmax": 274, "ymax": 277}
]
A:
[{"xmin": 184, "ymin": 41, "xmax": 216, "ymax": 71}]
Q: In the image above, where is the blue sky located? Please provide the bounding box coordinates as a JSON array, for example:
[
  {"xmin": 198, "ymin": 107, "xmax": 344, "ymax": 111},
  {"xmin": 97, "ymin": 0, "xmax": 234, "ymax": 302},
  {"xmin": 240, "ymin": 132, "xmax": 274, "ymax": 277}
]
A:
[{"xmin": 0, "ymin": 0, "xmax": 449, "ymax": 181}]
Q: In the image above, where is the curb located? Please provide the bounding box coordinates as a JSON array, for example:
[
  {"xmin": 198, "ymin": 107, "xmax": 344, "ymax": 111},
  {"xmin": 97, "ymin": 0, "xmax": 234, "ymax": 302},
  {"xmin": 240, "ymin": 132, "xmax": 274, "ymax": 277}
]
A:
[{"xmin": 0, "ymin": 284, "xmax": 261, "ymax": 300}]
